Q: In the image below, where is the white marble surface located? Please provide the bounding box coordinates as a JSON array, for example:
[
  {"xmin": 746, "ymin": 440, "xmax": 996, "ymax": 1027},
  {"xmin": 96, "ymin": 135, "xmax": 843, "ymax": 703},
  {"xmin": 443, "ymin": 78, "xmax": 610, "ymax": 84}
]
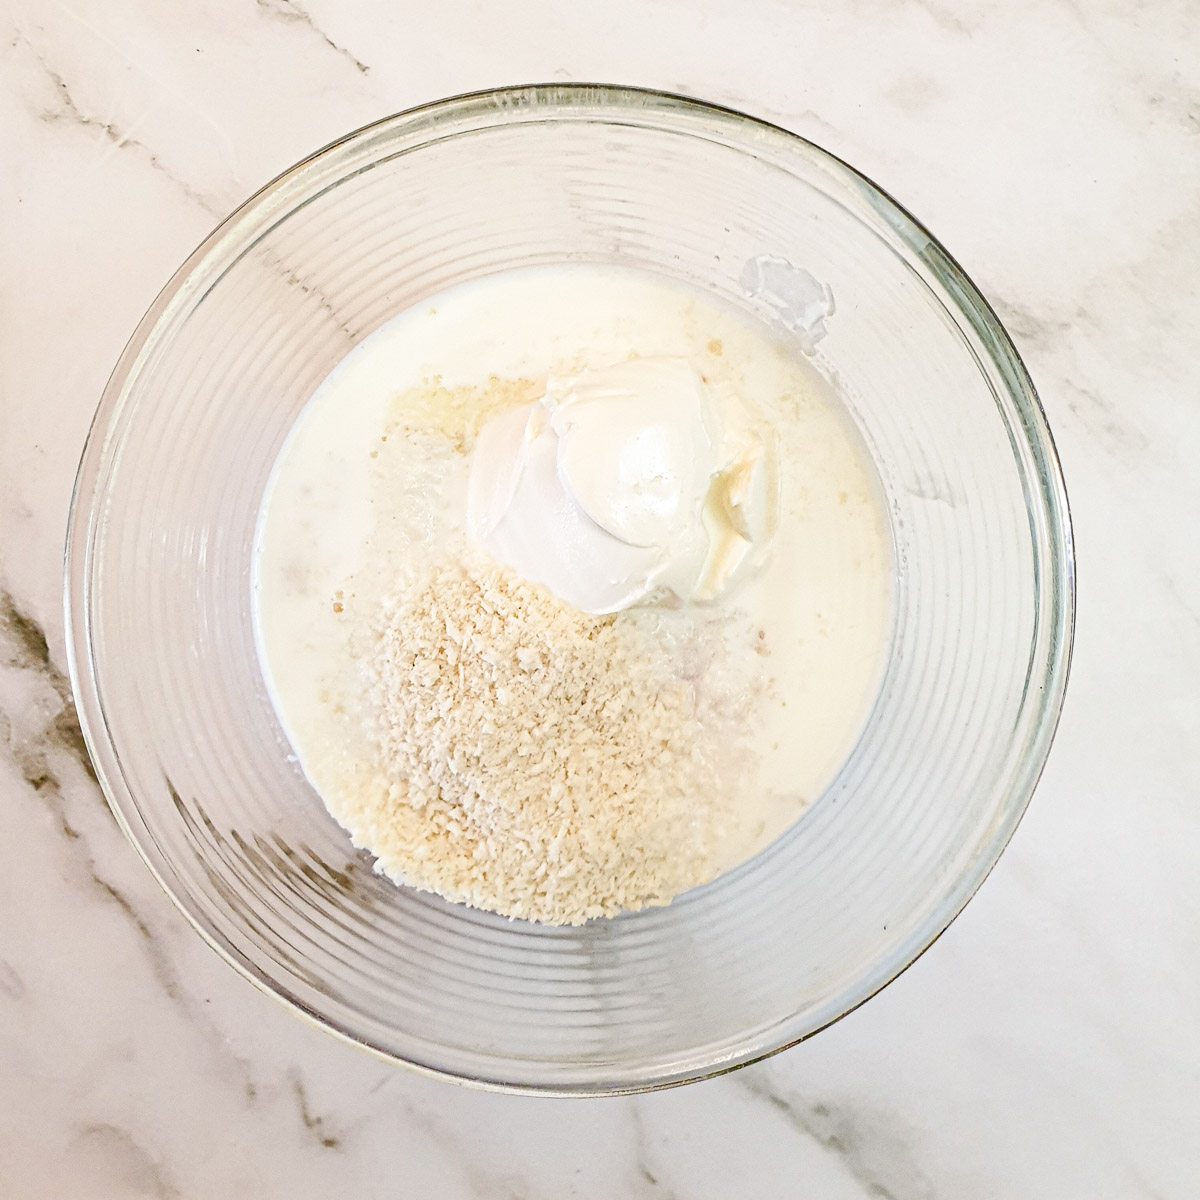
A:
[{"xmin": 2, "ymin": 0, "xmax": 1198, "ymax": 1195}]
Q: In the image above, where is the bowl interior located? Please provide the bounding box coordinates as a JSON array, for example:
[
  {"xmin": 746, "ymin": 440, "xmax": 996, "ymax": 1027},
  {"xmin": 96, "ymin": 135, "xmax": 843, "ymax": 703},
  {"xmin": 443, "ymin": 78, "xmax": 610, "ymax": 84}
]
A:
[{"xmin": 67, "ymin": 85, "xmax": 1072, "ymax": 1093}]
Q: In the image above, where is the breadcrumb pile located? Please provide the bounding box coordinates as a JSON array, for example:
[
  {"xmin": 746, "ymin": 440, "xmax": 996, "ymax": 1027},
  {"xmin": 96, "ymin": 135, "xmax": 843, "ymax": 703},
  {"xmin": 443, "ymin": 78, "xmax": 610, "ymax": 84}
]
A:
[{"xmin": 348, "ymin": 559, "xmax": 722, "ymax": 924}]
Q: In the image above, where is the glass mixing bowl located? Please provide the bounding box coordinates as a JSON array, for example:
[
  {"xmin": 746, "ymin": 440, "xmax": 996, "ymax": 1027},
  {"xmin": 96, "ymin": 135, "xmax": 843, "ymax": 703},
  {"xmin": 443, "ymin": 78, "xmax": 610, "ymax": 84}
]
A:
[{"xmin": 65, "ymin": 84, "xmax": 1074, "ymax": 1094}]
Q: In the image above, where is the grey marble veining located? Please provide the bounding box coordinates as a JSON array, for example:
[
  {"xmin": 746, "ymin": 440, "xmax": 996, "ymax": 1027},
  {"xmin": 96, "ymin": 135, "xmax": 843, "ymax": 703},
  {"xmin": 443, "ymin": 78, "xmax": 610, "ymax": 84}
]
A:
[{"xmin": 2, "ymin": 0, "xmax": 1198, "ymax": 1196}]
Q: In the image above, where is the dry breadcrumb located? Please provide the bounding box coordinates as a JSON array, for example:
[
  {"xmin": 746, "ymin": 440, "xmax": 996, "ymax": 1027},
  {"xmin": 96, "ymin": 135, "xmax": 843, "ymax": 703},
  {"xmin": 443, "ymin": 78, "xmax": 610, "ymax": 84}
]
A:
[{"xmin": 347, "ymin": 558, "xmax": 722, "ymax": 924}]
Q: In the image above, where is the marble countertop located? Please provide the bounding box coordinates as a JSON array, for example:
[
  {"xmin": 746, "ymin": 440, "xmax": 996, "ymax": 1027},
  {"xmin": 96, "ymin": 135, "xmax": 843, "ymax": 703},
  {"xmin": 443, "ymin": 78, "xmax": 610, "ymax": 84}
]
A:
[{"xmin": 2, "ymin": 1, "xmax": 1198, "ymax": 1196}]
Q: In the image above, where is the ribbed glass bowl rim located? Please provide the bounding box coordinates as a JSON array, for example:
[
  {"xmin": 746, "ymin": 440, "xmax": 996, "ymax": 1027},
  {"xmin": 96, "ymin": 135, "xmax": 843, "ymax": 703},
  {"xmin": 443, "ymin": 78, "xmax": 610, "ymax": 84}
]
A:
[{"xmin": 64, "ymin": 82, "xmax": 1076, "ymax": 1095}]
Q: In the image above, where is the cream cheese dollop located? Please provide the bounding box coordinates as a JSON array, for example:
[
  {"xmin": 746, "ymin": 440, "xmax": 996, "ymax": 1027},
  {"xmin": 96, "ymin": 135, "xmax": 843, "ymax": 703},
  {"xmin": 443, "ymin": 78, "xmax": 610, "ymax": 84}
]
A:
[{"xmin": 466, "ymin": 357, "xmax": 775, "ymax": 614}]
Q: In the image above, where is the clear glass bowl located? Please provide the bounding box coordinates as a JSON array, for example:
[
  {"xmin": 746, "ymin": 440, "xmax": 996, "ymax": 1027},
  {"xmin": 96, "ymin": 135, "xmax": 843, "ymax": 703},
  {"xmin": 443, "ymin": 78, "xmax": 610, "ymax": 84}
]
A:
[{"xmin": 65, "ymin": 84, "xmax": 1074, "ymax": 1094}]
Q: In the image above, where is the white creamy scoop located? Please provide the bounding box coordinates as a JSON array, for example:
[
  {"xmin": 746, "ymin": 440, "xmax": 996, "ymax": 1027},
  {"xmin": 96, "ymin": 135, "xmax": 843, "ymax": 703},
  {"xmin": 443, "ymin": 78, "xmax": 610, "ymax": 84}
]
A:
[{"xmin": 466, "ymin": 357, "xmax": 775, "ymax": 613}]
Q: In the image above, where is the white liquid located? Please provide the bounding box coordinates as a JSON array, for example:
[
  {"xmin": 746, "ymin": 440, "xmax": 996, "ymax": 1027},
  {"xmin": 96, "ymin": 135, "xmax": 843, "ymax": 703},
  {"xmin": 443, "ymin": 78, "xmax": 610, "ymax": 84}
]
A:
[{"xmin": 253, "ymin": 265, "xmax": 893, "ymax": 887}]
